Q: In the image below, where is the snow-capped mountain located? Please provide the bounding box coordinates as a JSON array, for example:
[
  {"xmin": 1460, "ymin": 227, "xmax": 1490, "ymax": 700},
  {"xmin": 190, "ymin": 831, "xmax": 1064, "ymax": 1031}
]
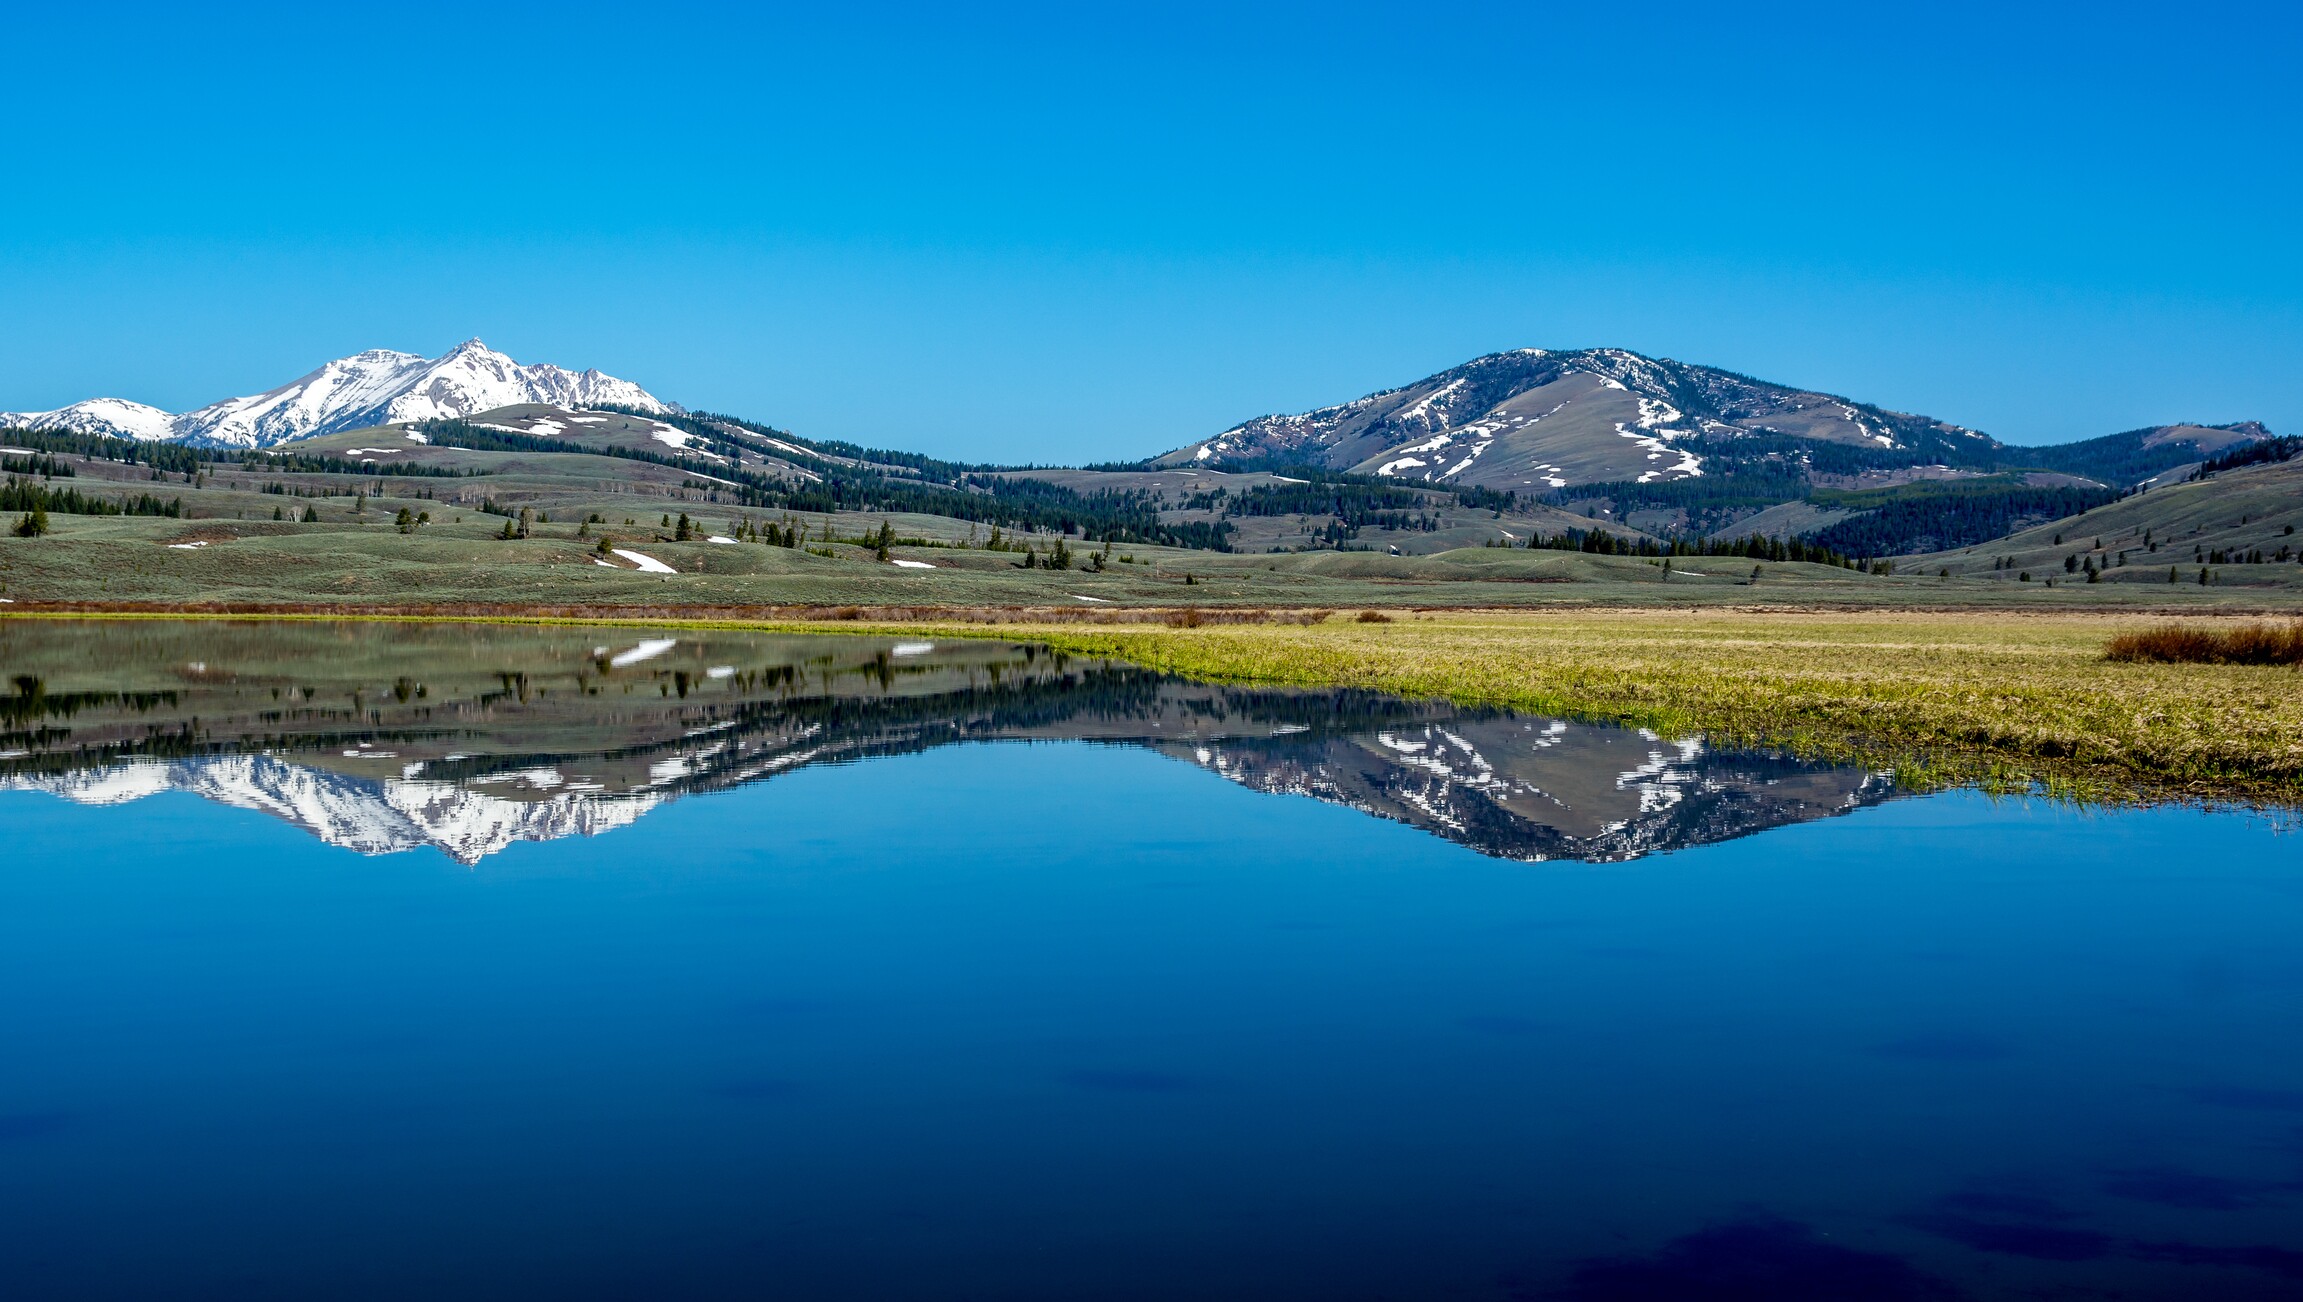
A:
[
  {"xmin": 1, "ymin": 339, "xmax": 668, "ymax": 448},
  {"xmin": 4, "ymin": 396, "xmax": 179, "ymax": 441},
  {"xmin": 1157, "ymin": 347, "xmax": 1996, "ymax": 490}
]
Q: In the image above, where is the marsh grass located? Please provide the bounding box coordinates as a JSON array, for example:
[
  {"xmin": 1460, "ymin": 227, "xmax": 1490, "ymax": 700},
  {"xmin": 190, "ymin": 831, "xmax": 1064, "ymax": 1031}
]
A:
[
  {"xmin": 1159, "ymin": 607, "xmax": 1328, "ymax": 628},
  {"xmin": 2106, "ymin": 620, "xmax": 2303, "ymax": 666}
]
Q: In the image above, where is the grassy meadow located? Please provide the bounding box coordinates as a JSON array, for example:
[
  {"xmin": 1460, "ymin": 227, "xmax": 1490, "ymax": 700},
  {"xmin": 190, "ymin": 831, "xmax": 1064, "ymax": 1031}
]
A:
[{"xmin": 8, "ymin": 508, "xmax": 2303, "ymax": 613}]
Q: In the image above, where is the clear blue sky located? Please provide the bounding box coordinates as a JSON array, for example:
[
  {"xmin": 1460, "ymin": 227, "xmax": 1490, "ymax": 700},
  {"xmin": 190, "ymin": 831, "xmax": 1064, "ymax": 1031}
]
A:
[{"xmin": 5, "ymin": 1, "xmax": 2298, "ymax": 461}]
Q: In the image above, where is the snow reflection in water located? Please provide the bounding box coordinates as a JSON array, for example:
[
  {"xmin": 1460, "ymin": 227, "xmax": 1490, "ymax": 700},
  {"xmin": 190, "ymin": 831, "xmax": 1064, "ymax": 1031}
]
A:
[{"xmin": 1, "ymin": 619, "xmax": 1897, "ymax": 863}]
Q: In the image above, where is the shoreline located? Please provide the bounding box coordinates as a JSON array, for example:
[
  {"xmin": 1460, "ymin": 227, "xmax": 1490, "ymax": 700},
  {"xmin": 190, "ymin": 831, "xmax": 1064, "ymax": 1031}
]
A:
[
  {"xmin": 6, "ymin": 596, "xmax": 2303, "ymax": 621},
  {"xmin": 7, "ymin": 603, "xmax": 2300, "ymax": 805}
]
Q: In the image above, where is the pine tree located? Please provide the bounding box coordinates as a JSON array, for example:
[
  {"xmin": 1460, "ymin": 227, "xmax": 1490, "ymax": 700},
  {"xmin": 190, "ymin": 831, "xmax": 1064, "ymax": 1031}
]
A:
[{"xmin": 302, "ymin": 504, "xmax": 320, "ymax": 523}]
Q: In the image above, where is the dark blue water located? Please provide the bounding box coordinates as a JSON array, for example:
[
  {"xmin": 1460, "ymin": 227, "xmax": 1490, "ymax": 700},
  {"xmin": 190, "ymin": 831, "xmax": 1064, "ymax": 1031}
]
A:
[{"xmin": 3, "ymin": 738, "xmax": 2300, "ymax": 1299}]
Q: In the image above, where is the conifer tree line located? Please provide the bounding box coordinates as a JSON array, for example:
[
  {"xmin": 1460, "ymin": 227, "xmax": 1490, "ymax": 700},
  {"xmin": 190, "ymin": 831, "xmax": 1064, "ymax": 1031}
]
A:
[
  {"xmin": 417, "ymin": 417, "xmax": 1232, "ymax": 550},
  {"xmin": 241, "ymin": 450, "xmax": 473, "ymax": 479},
  {"xmin": 0, "ymin": 477, "xmax": 184, "ymax": 519},
  {"xmin": 1495, "ymin": 527, "xmax": 1871, "ymax": 570},
  {"xmin": 0, "ymin": 423, "xmax": 462, "ymax": 486},
  {"xmin": 1805, "ymin": 484, "xmax": 2123, "ymax": 557},
  {"xmin": 0, "ymin": 425, "xmax": 206, "ymax": 476},
  {"xmin": 2190, "ymin": 435, "xmax": 2300, "ymax": 479},
  {"xmin": 0, "ymin": 453, "xmax": 73, "ymax": 478}
]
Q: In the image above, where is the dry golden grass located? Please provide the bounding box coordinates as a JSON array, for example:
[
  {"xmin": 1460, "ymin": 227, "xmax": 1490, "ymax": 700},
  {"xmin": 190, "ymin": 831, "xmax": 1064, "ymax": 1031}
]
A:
[{"xmin": 2106, "ymin": 619, "xmax": 2303, "ymax": 666}]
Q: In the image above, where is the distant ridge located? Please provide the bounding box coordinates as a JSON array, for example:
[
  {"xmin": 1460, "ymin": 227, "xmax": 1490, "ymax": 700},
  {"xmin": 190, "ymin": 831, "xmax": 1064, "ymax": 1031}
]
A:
[
  {"xmin": 1, "ymin": 339, "xmax": 667, "ymax": 449},
  {"xmin": 1157, "ymin": 347, "xmax": 2269, "ymax": 493}
]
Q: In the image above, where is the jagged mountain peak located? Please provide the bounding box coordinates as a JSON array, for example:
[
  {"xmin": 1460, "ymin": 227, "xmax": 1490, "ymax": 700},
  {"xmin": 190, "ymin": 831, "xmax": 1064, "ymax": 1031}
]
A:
[{"xmin": 3, "ymin": 342, "xmax": 669, "ymax": 448}]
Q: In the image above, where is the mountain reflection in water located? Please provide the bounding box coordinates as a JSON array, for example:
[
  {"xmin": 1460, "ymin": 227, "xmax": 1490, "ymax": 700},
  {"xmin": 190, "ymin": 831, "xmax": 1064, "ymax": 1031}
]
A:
[{"xmin": 1, "ymin": 619, "xmax": 1899, "ymax": 863}]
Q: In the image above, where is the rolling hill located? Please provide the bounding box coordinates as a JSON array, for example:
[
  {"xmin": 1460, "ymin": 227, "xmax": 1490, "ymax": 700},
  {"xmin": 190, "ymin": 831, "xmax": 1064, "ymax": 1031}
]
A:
[
  {"xmin": 1157, "ymin": 347, "xmax": 1992, "ymax": 487},
  {"xmin": 1153, "ymin": 348, "xmax": 2280, "ymax": 555},
  {"xmin": 1915, "ymin": 441, "xmax": 2303, "ymax": 589}
]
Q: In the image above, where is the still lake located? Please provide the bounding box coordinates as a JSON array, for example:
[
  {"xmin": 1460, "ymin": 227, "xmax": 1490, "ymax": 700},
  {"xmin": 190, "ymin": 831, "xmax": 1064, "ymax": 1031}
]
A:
[{"xmin": 2, "ymin": 620, "xmax": 2299, "ymax": 1300}]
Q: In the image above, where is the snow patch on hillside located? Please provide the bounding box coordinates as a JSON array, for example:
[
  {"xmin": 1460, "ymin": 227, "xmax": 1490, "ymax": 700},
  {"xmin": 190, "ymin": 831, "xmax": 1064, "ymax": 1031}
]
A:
[
  {"xmin": 1617, "ymin": 422, "xmax": 1704, "ymax": 482},
  {"xmin": 611, "ymin": 550, "xmax": 676, "ymax": 574},
  {"xmin": 1390, "ymin": 378, "xmax": 1468, "ymax": 433}
]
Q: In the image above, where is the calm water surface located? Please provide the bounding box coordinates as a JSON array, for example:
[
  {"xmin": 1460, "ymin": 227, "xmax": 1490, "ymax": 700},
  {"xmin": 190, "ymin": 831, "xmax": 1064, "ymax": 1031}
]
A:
[{"xmin": 1, "ymin": 621, "xmax": 2299, "ymax": 1299}]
